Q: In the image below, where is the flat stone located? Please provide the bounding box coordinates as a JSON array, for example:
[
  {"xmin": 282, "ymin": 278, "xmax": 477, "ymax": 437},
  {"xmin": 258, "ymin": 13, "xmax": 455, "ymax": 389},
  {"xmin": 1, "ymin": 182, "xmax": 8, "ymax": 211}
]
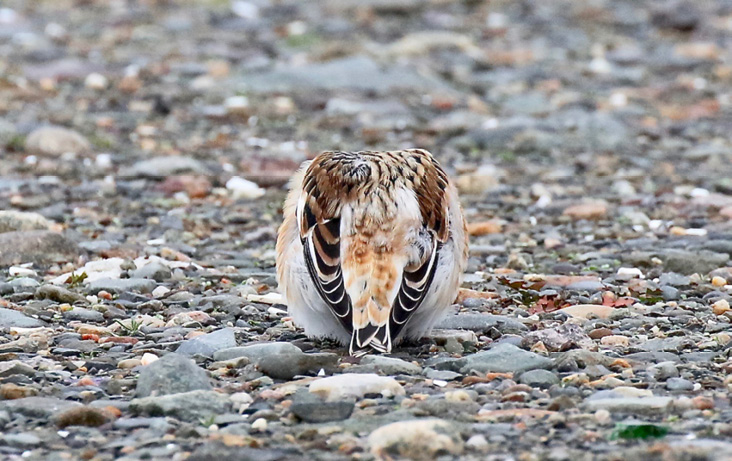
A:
[
  {"xmin": 130, "ymin": 390, "xmax": 231, "ymax": 422},
  {"xmin": 521, "ymin": 323, "xmax": 594, "ymax": 352},
  {"xmin": 290, "ymin": 393, "xmax": 354, "ymax": 423},
  {"xmin": 212, "ymin": 342, "xmax": 302, "ymax": 362},
  {"xmin": 356, "ymin": 356, "xmax": 422, "ymax": 375},
  {"xmin": 0, "ymin": 307, "xmax": 43, "ymax": 328},
  {"xmin": 131, "ymin": 261, "xmax": 172, "ymax": 281},
  {"xmin": 25, "ymin": 126, "xmax": 91, "ymax": 156},
  {"xmin": 176, "ymin": 328, "xmax": 237, "ymax": 358},
  {"xmin": 639, "ymin": 337, "xmax": 694, "ymax": 353},
  {"xmin": 119, "ymin": 156, "xmax": 210, "ymax": 179},
  {"xmin": 35, "ymin": 284, "xmax": 86, "ymax": 304},
  {"xmin": 519, "ymin": 369, "xmax": 560, "ymax": 388},
  {"xmin": 0, "ymin": 397, "xmax": 82, "ymax": 419},
  {"xmin": 213, "ymin": 342, "xmax": 337, "ymax": 379},
  {"xmin": 435, "ymin": 314, "xmax": 527, "ymax": 334},
  {"xmin": 310, "ymin": 373, "xmax": 405, "ymax": 401},
  {"xmin": 136, "ymin": 353, "xmax": 212, "ymax": 397},
  {"xmin": 1, "ymin": 432, "xmax": 41, "ymax": 448},
  {"xmin": 0, "ymin": 361, "xmax": 36, "ymax": 378},
  {"xmin": 560, "ymin": 304, "xmax": 614, "ymax": 319},
  {"xmin": 87, "ymin": 278, "xmax": 157, "ymax": 294},
  {"xmin": 582, "ymin": 396, "xmax": 674, "ymax": 415},
  {"xmin": 659, "ymin": 249, "xmax": 729, "ymax": 275},
  {"xmin": 666, "ymin": 377, "xmax": 695, "ymax": 391},
  {"xmin": 437, "ymin": 343, "xmax": 552, "ymax": 374},
  {"xmin": 242, "ymin": 55, "xmax": 452, "ymax": 95},
  {"xmin": 0, "ymin": 230, "xmax": 80, "ymax": 265},
  {"xmin": 188, "ymin": 445, "xmax": 299, "ymax": 461},
  {"xmin": 0, "ymin": 210, "xmax": 51, "ymax": 233},
  {"xmin": 63, "ymin": 307, "xmax": 104, "ymax": 323},
  {"xmin": 554, "ymin": 349, "xmax": 618, "ymax": 371},
  {"xmin": 368, "ymin": 418, "xmax": 464, "ymax": 459}
]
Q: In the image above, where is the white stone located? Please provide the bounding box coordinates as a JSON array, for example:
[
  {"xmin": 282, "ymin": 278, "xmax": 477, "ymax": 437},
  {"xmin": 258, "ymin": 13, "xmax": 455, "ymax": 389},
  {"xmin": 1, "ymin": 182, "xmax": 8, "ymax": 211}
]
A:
[
  {"xmin": 465, "ymin": 434, "xmax": 489, "ymax": 451},
  {"xmin": 224, "ymin": 96, "xmax": 250, "ymax": 114},
  {"xmin": 231, "ymin": 1, "xmax": 259, "ymax": 19},
  {"xmin": 84, "ymin": 73, "xmax": 108, "ymax": 90},
  {"xmin": 226, "ymin": 176, "xmax": 265, "ymax": 199},
  {"xmin": 152, "ymin": 286, "xmax": 170, "ymax": 298},
  {"xmin": 9, "ymin": 266, "xmax": 37, "ymax": 277},
  {"xmin": 617, "ymin": 267, "xmax": 644, "ymax": 279},
  {"xmin": 309, "ymin": 373, "xmax": 405, "ymax": 401},
  {"xmin": 140, "ymin": 353, "xmax": 159, "ymax": 366},
  {"xmin": 368, "ymin": 419, "xmax": 463, "ymax": 459},
  {"xmin": 244, "ymin": 292, "xmax": 284, "ymax": 305},
  {"xmin": 25, "ymin": 126, "xmax": 91, "ymax": 156},
  {"xmin": 230, "ymin": 392, "xmax": 253, "ymax": 413},
  {"xmin": 251, "ymin": 417, "xmax": 267, "ymax": 432}
]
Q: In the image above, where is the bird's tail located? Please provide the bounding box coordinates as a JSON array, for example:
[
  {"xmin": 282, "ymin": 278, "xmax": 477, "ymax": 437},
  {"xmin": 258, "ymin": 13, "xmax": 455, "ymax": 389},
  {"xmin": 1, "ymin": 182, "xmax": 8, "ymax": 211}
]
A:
[{"xmin": 349, "ymin": 302, "xmax": 393, "ymax": 355}]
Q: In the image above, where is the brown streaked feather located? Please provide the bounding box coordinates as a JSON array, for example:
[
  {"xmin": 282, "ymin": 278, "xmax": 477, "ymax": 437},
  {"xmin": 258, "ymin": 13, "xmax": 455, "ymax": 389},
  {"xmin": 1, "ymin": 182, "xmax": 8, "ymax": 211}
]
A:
[{"xmin": 297, "ymin": 149, "xmax": 454, "ymax": 354}]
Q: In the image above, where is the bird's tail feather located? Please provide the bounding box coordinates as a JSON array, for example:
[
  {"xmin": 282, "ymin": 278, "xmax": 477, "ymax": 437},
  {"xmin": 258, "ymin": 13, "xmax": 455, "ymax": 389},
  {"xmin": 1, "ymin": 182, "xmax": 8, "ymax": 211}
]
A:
[{"xmin": 349, "ymin": 323, "xmax": 391, "ymax": 355}]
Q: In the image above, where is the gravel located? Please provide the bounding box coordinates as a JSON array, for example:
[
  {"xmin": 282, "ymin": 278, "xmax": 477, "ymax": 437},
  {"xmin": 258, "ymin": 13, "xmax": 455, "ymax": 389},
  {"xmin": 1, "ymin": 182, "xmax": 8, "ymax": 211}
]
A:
[{"xmin": 1, "ymin": 1, "xmax": 731, "ymax": 459}]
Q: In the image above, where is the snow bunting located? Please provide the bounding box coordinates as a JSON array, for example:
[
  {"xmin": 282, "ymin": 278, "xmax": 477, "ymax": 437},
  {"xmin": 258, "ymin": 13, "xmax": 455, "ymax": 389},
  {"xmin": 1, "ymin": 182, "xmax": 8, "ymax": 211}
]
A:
[{"xmin": 276, "ymin": 149, "xmax": 468, "ymax": 355}]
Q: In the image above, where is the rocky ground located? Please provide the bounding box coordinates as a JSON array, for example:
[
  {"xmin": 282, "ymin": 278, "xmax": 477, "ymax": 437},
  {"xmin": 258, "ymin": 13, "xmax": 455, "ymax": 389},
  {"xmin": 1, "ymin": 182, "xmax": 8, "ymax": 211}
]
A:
[{"xmin": 1, "ymin": 0, "xmax": 732, "ymax": 460}]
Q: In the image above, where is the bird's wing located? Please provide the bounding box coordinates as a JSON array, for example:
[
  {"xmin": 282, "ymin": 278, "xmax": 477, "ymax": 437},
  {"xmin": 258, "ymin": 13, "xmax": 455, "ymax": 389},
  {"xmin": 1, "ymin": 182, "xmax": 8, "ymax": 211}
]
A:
[
  {"xmin": 297, "ymin": 154, "xmax": 352, "ymax": 332},
  {"xmin": 389, "ymin": 150, "xmax": 451, "ymax": 340}
]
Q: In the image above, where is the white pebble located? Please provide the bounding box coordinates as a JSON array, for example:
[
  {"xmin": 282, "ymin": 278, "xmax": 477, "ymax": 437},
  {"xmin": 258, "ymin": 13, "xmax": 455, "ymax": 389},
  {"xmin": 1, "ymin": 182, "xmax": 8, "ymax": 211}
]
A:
[
  {"xmin": 9, "ymin": 266, "xmax": 37, "ymax": 277},
  {"xmin": 466, "ymin": 434, "xmax": 489, "ymax": 450},
  {"xmin": 617, "ymin": 267, "xmax": 644, "ymax": 279},
  {"xmin": 595, "ymin": 409, "xmax": 612, "ymax": 424},
  {"xmin": 232, "ymin": 1, "xmax": 259, "ymax": 20},
  {"xmin": 152, "ymin": 286, "xmax": 170, "ymax": 298},
  {"xmin": 224, "ymin": 96, "xmax": 250, "ymax": 114},
  {"xmin": 95, "ymin": 153, "xmax": 113, "ymax": 170},
  {"xmin": 609, "ymin": 92, "xmax": 627, "ymax": 107},
  {"xmin": 140, "ymin": 353, "xmax": 159, "ymax": 366},
  {"xmin": 226, "ymin": 176, "xmax": 265, "ymax": 199},
  {"xmin": 84, "ymin": 73, "xmax": 108, "ymax": 90},
  {"xmin": 251, "ymin": 418, "xmax": 267, "ymax": 432}
]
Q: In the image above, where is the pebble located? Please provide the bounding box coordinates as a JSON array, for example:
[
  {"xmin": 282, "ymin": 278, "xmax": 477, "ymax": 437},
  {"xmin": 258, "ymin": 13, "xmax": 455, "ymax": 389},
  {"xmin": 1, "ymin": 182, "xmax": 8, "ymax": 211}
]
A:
[
  {"xmin": 712, "ymin": 299, "xmax": 730, "ymax": 315},
  {"xmin": 130, "ymin": 390, "xmax": 231, "ymax": 422},
  {"xmin": 87, "ymin": 278, "xmax": 157, "ymax": 294},
  {"xmin": 54, "ymin": 406, "xmax": 115, "ymax": 428},
  {"xmin": 0, "ymin": 397, "xmax": 82, "ymax": 419},
  {"xmin": 119, "ymin": 156, "xmax": 209, "ymax": 179},
  {"xmin": 559, "ymin": 304, "xmax": 614, "ymax": 319},
  {"xmin": 309, "ymin": 373, "xmax": 405, "ymax": 401},
  {"xmin": 63, "ymin": 307, "xmax": 104, "ymax": 322},
  {"xmin": 667, "ymin": 377, "xmax": 695, "ymax": 391},
  {"xmin": 519, "ymin": 369, "xmax": 560, "ymax": 388},
  {"xmin": 563, "ymin": 203, "xmax": 608, "ymax": 220},
  {"xmin": 213, "ymin": 342, "xmax": 337, "ymax": 379},
  {"xmin": 176, "ymin": 328, "xmax": 237, "ymax": 358},
  {"xmin": 290, "ymin": 394, "xmax": 354, "ymax": 423},
  {"xmin": 25, "ymin": 126, "xmax": 91, "ymax": 156},
  {"xmin": 583, "ymin": 395, "xmax": 674, "ymax": 415},
  {"xmin": 368, "ymin": 419, "xmax": 464, "ymax": 460},
  {"xmin": 600, "ymin": 335, "xmax": 629, "ymax": 347},
  {"xmin": 521, "ymin": 323, "xmax": 594, "ymax": 352},
  {"xmin": 35, "ymin": 284, "xmax": 85, "ymax": 304},
  {"xmin": 226, "ymin": 176, "xmax": 266, "ymax": 199},
  {"xmin": 0, "ymin": 210, "xmax": 51, "ymax": 233},
  {"xmin": 0, "ymin": 230, "xmax": 79, "ymax": 266},
  {"xmin": 136, "ymin": 353, "xmax": 212, "ymax": 397},
  {"xmin": 0, "ymin": 307, "xmax": 43, "ymax": 328},
  {"xmin": 357, "ymin": 355, "xmax": 422, "ymax": 375}
]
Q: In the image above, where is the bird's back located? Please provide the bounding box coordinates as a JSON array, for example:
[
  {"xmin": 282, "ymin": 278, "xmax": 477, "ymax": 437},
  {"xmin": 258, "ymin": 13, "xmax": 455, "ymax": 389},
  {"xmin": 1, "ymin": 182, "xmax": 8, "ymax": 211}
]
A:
[{"xmin": 279, "ymin": 149, "xmax": 465, "ymax": 354}]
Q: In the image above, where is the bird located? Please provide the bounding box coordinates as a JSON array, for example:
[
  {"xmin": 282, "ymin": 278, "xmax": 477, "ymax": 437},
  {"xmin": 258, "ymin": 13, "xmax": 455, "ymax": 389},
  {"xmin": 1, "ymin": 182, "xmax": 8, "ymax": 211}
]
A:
[{"xmin": 276, "ymin": 149, "xmax": 468, "ymax": 355}]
